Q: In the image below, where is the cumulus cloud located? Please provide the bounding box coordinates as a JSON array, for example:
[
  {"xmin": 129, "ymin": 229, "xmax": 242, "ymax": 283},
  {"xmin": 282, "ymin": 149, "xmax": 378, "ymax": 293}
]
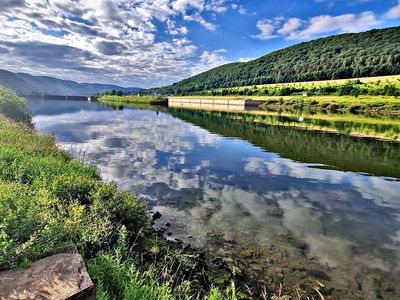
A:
[
  {"xmin": 386, "ymin": 0, "xmax": 400, "ymax": 19},
  {"xmin": 0, "ymin": 0, "xmax": 234, "ymax": 87},
  {"xmin": 277, "ymin": 18, "xmax": 303, "ymax": 35},
  {"xmin": 251, "ymin": 19, "xmax": 279, "ymax": 40},
  {"xmin": 184, "ymin": 13, "xmax": 217, "ymax": 31},
  {"xmin": 298, "ymin": 12, "xmax": 379, "ymax": 39},
  {"xmin": 191, "ymin": 49, "xmax": 230, "ymax": 75},
  {"xmin": 252, "ymin": 11, "xmax": 380, "ymax": 41}
]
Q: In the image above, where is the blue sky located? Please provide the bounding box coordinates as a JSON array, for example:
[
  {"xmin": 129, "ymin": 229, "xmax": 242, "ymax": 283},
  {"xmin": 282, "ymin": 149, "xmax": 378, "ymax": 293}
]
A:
[{"xmin": 0, "ymin": 0, "xmax": 399, "ymax": 88}]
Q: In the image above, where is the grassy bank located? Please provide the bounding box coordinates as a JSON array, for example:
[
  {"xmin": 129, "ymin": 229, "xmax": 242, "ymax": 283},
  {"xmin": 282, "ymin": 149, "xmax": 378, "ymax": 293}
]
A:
[
  {"xmin": 99, "ymin": 95, "xmax": 167, "ymax": 104},
  {"xmin": 0, "ymin": 89, "xmax": 242, "ymax": 299}
]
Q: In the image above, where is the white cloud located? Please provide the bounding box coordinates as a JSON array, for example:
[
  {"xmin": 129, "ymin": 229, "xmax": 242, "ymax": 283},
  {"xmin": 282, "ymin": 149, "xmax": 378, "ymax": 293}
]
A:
[
  {"xmin": 386, "ymin": 0, "xmax": 400, "ymax": 19},
  {"xmin": 238, "ymin": 57, "xmax": 254, "ymax": 62},
  {"xmin": 277, "ymin": 18, "xmax": 303, "ymax": 35},
  {"xmin": 166, "ymin": 20, "xmax": 189, "ymax": 35},
  {"xmin": 171, "ymin": 0, "xmax": 205, "ymax": 14},
  {"xmin": 298, "ymin": 11, "xmax": 379, "ymax": 39},
  {"xmin": 191, "ymin": 49, "xmax": 229, "ymax": 75},
  {"xmin": 184, "ymin": 13, "xmax": 217, "ymax": 31},
  {"xmin": 231, "ymin": 3, "xmax": 246, "ymax": 15},
  {"xmin": 206, "ymin": 0, "xmax": 229, "ymax": 13},
  {"xmin": 252, "ymin": 11, "xmax": 380, "ymax": 41},
  {"xmin": 251, "ymin": 19, "xmax": 278, "ymax": 40},
  {"xmin": 0, "ymin": 0, "xmax": 233, "ymax": 87}
]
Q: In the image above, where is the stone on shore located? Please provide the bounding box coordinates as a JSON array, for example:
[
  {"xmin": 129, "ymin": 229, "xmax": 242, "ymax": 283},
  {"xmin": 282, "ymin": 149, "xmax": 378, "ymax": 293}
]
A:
[{"xmin": 0, "ymin": 251, "xmax": 94, "ymax": 300}]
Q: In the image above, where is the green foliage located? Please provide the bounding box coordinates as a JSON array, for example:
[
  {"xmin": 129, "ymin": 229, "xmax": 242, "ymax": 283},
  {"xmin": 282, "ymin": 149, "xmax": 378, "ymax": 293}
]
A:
[
  {"xmin": 99, "ymin": 95, "xmax": 167, "ymax": 104},
  {"xmin": 150, "ymin": 27, "xmax": 400, "ymax": 95},
  {"xmin": 0, "ymin": 88, "xmax": 31, "ymax": 123},
  {"xmin": 87, "ymin": 227, "xmax": 174, "ymax": 300}
]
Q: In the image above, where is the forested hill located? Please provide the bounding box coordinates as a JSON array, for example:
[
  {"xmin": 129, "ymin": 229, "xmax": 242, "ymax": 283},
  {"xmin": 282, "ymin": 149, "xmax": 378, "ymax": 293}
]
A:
[
  {"xmin": 152, "ymin": 26, "xmax": 400, "ymax": 95},
  {"xmin": 0, "ymin": 69, "xmax": 141, "ymax": 96}
]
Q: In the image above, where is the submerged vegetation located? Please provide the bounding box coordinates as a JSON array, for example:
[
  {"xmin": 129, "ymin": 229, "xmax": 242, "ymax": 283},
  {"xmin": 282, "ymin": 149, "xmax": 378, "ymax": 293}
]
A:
[{"xmin": 0, "ymin": 88, "xmax": 249, "ymax": 299}]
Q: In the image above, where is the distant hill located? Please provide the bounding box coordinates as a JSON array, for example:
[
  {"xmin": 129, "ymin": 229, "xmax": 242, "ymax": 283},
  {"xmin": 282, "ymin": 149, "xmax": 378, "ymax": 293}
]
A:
[
  {"xmin": 151, "ymin": 26, "xmax": 400, "ymax": 95},
  {"xmin": 0, "ymin": 69, "xmax": 141, "ymax": 96}
]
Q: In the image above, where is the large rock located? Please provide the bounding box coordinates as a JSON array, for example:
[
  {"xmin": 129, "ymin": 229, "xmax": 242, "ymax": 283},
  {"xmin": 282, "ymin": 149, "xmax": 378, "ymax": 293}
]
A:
[{"xmin": 0, "ymin": 251, "xmax": 94, "ymax": 300}]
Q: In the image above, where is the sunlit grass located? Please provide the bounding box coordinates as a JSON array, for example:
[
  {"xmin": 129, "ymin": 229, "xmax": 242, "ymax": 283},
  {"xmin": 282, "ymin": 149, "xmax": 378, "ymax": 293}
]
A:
[
  {"xmin": 100, "ymin": 95, "xmax": 166, "ymax": 103},
  {"xmin": 237, "ymin": 75, "xmax": 400, "ymax": 90}
]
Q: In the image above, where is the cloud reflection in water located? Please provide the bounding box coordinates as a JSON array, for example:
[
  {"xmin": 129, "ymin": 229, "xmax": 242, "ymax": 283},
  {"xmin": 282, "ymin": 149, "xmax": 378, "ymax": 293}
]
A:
[{"xmin": 33, "ymin": 104, "xmax": 400, "ymax": 296}]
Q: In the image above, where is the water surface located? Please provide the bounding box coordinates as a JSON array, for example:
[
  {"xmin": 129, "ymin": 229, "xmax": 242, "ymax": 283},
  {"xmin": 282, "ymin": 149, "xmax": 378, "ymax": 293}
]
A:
[{"xmin": 28, "ymin": 99, "xmax": 400, "ymax": 299}]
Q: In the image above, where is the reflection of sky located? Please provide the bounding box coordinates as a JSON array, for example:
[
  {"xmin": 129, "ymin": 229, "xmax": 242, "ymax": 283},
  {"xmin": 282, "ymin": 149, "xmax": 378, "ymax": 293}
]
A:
[{"xmin": 32, "ymin": 102, "xmax": 400, "ymax": 283}]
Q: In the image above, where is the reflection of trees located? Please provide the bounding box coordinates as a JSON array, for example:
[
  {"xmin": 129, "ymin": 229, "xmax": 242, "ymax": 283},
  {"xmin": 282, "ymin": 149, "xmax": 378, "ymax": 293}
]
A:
[{"xmin": 166, "ymin": 108, "xmax": 400, "ymax": 178}]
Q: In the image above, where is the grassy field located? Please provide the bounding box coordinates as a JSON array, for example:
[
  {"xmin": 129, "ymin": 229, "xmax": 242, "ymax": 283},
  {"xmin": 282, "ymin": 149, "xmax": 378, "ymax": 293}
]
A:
[
  {"xmin": 235, "ymin": 75, "xmax": 400, "ymax": 90},
  {"xmin": 99, "ymin": 95, "xmax": 166, "ymax": 104},
  {"xmin": 0, "ymin": 88, "xmax": 242, "ymax": 300}
]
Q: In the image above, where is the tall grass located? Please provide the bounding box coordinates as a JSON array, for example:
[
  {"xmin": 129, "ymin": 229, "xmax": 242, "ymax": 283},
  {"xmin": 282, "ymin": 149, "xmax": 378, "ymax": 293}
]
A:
[
  {"xmin": 100, "ymin": 95, "xmax": 166, "ymax": 104},
  {"xmin": 0, "ymin": 88, "xmax": 31, "ymax": 123}
]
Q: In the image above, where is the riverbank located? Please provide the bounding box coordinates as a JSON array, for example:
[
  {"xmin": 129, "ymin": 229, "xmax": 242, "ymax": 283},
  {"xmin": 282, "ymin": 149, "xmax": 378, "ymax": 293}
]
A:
[
  {"xmin": 99, "ymin": 95, "xmax": 167, "ymax": 105},
  {"xmin": 170, "ymin": 95, "xmax": 400, "ymax": 115},
  {"xmin": 0, "ymin": 88, "xmax": 243, "ymax": 299}
]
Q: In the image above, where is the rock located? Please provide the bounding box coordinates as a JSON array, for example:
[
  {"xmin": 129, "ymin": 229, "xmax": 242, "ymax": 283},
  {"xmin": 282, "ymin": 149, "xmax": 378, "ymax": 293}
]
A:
[
  {"xmin": 0, "ymin": 251, "xmax": 94, "ymax": 300},
  {"xmin": 152, "ymin": 211, "xmax": 162, "ymax": 221}
]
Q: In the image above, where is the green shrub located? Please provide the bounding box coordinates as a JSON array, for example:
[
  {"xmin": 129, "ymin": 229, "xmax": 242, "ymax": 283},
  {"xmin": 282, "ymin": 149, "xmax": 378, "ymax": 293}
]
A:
[{"xmin": 0, "ymin": 88, "xmax": 31, "ymax": 123}]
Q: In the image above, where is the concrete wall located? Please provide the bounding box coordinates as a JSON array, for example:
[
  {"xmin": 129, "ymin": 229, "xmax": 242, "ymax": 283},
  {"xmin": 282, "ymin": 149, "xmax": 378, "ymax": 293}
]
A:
[{"xmin": 169, "ymin": 98, "xmax": 263, "ymax": 111}]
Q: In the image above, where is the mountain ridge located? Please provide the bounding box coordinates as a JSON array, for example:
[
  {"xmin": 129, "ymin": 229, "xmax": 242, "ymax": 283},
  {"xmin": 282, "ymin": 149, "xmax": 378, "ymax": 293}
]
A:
[{"xmin": 0, "ymin": 69, "xmax": 141, "ymax": 96}]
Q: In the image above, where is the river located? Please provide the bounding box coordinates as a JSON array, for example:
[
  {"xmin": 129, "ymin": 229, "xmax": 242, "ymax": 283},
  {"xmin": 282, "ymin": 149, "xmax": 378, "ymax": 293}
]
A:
[{"xmin": 27, "ymin": 98, "xmax": 400, "ymax": 299}]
